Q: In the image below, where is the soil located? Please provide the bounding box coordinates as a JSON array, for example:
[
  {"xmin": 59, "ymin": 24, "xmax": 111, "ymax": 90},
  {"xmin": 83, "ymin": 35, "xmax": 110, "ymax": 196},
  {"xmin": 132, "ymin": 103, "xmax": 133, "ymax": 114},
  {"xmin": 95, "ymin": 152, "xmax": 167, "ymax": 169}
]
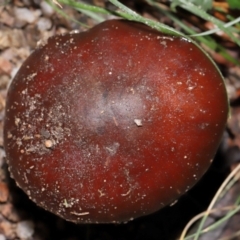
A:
[{"xmin": 0, "ymin": 0, "xmax": 240, "ymax": 239}]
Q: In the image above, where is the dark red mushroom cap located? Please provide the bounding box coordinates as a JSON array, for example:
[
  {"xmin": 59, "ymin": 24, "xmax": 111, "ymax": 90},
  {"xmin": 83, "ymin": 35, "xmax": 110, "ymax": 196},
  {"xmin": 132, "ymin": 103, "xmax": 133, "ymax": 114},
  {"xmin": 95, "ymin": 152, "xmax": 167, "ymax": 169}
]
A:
[{"xmin": 4, "ymin": 19, "xmax": 228, "ymax": 223}]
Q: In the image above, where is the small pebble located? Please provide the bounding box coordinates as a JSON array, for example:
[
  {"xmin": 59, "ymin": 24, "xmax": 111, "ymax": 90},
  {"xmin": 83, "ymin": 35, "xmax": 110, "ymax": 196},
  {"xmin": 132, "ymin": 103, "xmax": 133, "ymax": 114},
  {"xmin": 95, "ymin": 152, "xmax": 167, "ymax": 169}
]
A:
[
  {"xmin": 225, "ymin": 83, "xmax": 236, "ymax": 100},
  {"xmin": 0, "ymin": 221, "xmax": 15, "ymax": 239},
  {"xmin": 0, "ymin": 234, "xmax": 6, "ymax": 240},
  {"xmin": 0, "ymin": 148, "xmax": 6, "ymax": 168},
  {"xmin": 14, "ymin": 7, "xmax": 41, "ymax": 24},
  {"xmin": 0, "ymin": 182, "xmax": 9, "ymax": 202},
  {"xmin": 40, "ymin": 1, "xmax": 55, "ymax": 16},
  {"xmin": 0, "ymin": 10, "xmax": 15, "ymax": 27},
  {"xmin": 16, "ymin": 220, "xmax": 34, "ymax": 239},
  {"xmin": 0, "ymin": 29, "xmax": 27, "ymax": 49},
  {"xmin": 0, "ymin": 57, "xmax": 12, "ymax": 75},
  {"xmin": 37, "ymin": 17, "xmax": 52, "ymax": 31}
]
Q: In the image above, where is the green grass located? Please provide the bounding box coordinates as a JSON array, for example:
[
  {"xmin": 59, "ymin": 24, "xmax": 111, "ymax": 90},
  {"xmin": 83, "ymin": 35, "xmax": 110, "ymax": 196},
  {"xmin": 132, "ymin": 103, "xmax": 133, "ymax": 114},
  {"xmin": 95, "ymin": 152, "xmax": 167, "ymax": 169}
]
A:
[
  {"xmin": 180, "ymin": 163, "xmax": 240, "ymax": 240},
  {"xmin": 46, "ymin": 0, "xmax": 240, "ymax": 65}
]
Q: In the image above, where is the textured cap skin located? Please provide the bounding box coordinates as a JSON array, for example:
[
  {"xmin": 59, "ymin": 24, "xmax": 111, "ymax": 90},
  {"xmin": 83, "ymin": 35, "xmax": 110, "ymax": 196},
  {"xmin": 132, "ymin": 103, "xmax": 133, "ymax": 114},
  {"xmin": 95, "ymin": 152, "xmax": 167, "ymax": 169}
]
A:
[{"xmin": 4, "ymin": 20, "xmax": 228, "ymax": 223}]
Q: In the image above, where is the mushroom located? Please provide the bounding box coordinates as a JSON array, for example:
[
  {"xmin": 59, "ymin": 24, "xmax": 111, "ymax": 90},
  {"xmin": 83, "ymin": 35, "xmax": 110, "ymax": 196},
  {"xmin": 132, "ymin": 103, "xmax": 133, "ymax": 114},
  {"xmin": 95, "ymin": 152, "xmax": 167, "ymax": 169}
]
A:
[{"xmin": 4, "ymin": 19, "xmax": 228, "ymax": 223}]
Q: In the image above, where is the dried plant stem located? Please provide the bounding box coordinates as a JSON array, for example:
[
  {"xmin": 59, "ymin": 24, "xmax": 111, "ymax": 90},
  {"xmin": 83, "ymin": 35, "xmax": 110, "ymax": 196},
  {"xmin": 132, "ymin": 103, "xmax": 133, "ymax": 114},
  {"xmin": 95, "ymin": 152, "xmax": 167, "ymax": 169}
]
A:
[{"xmin": 180, "ymin": 163, "xmax": 240, "ymax": 240}]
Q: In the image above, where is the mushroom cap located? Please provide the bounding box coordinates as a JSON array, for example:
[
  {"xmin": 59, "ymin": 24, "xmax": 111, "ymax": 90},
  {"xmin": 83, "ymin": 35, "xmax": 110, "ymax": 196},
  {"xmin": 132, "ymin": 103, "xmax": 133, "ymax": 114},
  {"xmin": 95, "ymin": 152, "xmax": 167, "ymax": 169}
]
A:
[{"xmin": 4, "ymin": 20, "xmax": 228, "ymax": 223}]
